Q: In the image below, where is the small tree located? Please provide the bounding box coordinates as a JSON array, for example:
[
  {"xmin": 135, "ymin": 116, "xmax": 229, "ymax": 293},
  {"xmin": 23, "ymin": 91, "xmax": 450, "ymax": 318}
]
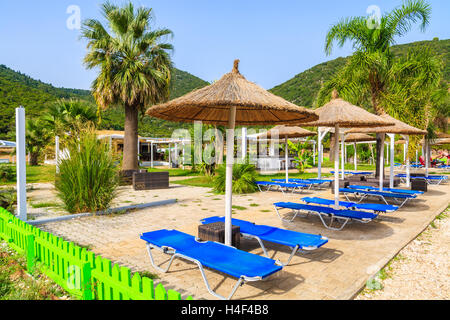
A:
[
  {"xmin": 55, "ymin": 124, "xmax": 118, "ymax": 214},
  {"xmin": 287, "ymin": 140, "xmax": 312, "ymax": 174},
  {"xmin": 26, "ymin": 118, "xmax": 51, "ymax": 166}
]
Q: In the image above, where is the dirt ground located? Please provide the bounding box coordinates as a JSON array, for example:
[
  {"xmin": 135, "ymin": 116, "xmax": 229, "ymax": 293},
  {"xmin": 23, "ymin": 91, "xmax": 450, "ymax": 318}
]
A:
[{"xmin": 357, "ymin": 207, "xmax": 449, "ymax": 300}]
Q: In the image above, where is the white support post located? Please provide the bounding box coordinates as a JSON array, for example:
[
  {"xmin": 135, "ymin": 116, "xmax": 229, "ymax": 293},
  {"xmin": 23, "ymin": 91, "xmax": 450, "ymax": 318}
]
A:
[
  {"xmin": 388, "ymin": 134, "xmax": 395, "ymax": 189},
  {"xmin": 379, "ymin": 134, "xmax": 386, "ymax": 191},
  {"xmin": 405, "ymin": 136, "xmax": 411, "ymax": 188},
  {"xmin": 285, "ymin": 135, "xmax": 289, "ymax": 183},
  {"xmin": 341, "ymin": 133, "xmax": 345, "ymax": 180},
  {"xmin": 182, "ymin": 141, "xmax": 185, "ymax": 170},
  {"xmin": 55, "ymin": 135, "xmax": 60, "ymax": 174},
  {"xmin": 242, "ymin": 127, "xmax": 247, "ymax": 161},
  {"xmin": 16, "ymin": 107, "xmax": 27, "ymax": 221},
  {"xmin": 425, "ymin": 140, "xmax": 429, "ymax": 177},
  {"xmin": 151, "ymin": 142, "xmax": 154, "ymax": 168},
  {"xmin": 225, "ymin": 106, "xmax": 237, "ymax": 247},
  {"xmin": 334, "ymin": 125, "xmax": 340, "ymax": 209},
  {"xmin": 317, "ymin": 128, "xmax": 329, "ymax": 180},
  {"xmin": 354, "ymin": 142, "xmax": 357, "ymax": 171},
  {"xmin": 312, "ymin": 141, "xmax": 316, "ymax": 166}
]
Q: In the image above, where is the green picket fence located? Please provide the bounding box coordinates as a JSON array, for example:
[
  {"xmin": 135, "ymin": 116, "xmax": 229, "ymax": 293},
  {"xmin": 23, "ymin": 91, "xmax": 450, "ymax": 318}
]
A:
[{"xmin": 0, "ymin": 207, "xmax": 191, "ymax": 300}]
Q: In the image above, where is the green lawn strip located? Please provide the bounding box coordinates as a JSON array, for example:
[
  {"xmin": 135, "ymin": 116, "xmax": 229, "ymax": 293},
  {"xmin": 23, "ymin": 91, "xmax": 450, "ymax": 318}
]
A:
[
  {"xmin": 172, "ymin": 176, "xmax": 214, "ymax": 188},
  {"xmin": 146, "ymin": 168, "xmax": 200, "ymax": 177},
  {"xmin": 29, "ymin": 201, "xmax": 61, "ymax": 209},
  {"xmin": 1, "ymin": 165, "xmax": 56, "ymax": 185},
  {"xmin": 0, "ymin": 241, "xmax": 73, "ymax": 300}
]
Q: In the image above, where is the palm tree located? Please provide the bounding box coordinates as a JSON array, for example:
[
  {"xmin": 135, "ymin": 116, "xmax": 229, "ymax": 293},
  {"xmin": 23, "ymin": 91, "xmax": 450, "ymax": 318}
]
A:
[
  {"xmin": 320, "ymin": 0, "xmax": 434, "ymax": 174},
  {"xmin": 26, "ymin": 119, "xmax": 51, "ymax": 166},
  {"xmin": 81, "ymin": 1, "xmax": 173, "ymax": 172},
  {"xmin": 42, "ymin": 99, "xmax": 98, "ymax": 137}
]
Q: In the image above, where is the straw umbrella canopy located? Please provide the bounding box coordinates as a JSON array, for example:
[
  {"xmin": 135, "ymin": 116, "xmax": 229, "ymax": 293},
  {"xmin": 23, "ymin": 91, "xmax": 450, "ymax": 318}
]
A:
[
  {"xmin": 258, "ymin": 126, "xmax": 316, "ymax": 182},
  {"xmin": 302, "ymin": 90, "xmax": 394, "ymax": 209},
  {"xmin": 348, "ymin": 113, "xmax": 427, "ymax": 187},
  {"xmin": 146, "ymin": 60, "xmax": 318, "ymax": 246}
]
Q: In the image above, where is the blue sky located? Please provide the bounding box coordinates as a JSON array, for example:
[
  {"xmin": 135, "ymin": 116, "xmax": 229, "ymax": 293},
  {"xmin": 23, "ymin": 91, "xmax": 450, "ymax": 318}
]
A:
[{"xmin": 0, "ymin": 0, "xmax": 449, "ymax": 90}]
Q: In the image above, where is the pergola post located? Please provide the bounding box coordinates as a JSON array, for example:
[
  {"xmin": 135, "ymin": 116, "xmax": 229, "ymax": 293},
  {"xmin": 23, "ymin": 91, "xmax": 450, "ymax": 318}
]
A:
[
  {"xmin": 379, "ymin": 134, "xmax": 386, "ymax": 191},
  {"xmin": 405, "ymin": 135, "xmax": 411, "ymax": 188},
  {"xmin": 242, "ymin": 127, "xmax": 247, "ymax": 161},
  {"xmin": 388, "ymin": 133, "xmax": 395, "ymax": 189},
  {"xmin": 16, "ymin": 107, "xmax": 27, "ymax": 221},
  {"xmin": 340, "ymin": 133, "xmax": 345, "ymax": 180},
  {"xmin": 151, "ymin": 142, "xmax": 154, "ymax": 168},
  {"xmin": 333, "ymin": 125, "xmax": 340, "ymax": 209},
  {"xmin": 55, "ymin": 135, "xmax": 60, "ymax": 174},
  {"xmin": 285, "ymin": 135, "xmax": 289, "ymax": 183}
]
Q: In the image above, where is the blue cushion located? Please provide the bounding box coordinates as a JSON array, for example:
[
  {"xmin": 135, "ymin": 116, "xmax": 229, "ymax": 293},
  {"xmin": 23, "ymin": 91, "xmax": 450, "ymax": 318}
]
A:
[
  {"xmin": 201, "ymin": 216, "xmax": 328, "ymax": 249},
  {"xmin": 140, "ymin": 230, "xmax": 282, "ymax": 279}
]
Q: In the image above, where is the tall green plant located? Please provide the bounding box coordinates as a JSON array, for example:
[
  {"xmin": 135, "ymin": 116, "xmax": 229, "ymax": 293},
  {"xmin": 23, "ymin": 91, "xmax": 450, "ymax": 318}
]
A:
[
  {"xmin": 26, "ymin": 118, "xmax": 52, "ymax": 166},
  {"xmin": 213, "ymin": 162, "xmax": 258, "ymax": 194},
  {"xmin": 55, "ymin": 126, "xmax": 118, "ymax": 214},
  {"xmin": 287, "ymin": 140, "xmax": 312, "ymax": 174}
]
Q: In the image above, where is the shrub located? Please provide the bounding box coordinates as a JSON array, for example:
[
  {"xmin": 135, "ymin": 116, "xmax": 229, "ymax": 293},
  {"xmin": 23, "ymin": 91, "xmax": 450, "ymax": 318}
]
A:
[
  {"xmin": 213, "ymin": 162, "xmax": 258, "ymax": 194},
  {"xmin": 0, "ymin": 165, "xmax": 15, "ymax": 183},
  {"xmin": 55, "ymin": 126, "xmax": 118, "ymax": 214},
  {"xmin": 0, "ymin": 189, "xmax": 17, "ymax": 211}
]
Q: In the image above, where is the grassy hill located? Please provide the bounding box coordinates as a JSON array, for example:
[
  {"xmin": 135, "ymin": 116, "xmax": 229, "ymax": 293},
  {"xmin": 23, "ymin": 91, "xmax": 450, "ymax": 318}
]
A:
[
  {"xmin": 270, "ymin": 38, "xmax": 450, "ymax": 108},
  {"xmin": 0, "ymin": 65, "xmax": 209, "ymax": 139}
]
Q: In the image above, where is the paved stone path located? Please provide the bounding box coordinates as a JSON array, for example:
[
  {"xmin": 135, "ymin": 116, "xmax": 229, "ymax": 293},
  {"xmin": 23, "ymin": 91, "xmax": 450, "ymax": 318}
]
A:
[{"xmin": 35, "ymin": 180, "xmax": 450, "ymax": 300}]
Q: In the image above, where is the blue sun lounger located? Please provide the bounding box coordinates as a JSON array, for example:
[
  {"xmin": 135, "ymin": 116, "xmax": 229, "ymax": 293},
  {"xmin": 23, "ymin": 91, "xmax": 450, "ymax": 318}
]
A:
[
  {"xmin": 255, "ymin": 181, "xmax": 309, "ymax": 194},
  {"xmin": 200, "ymin": 216, "xmax": 328, "ymax": 266},
  {"xmin": 347, "ymin": 185, "xmax": 424, "ymax": 195},
  {"xmin": 331, "ymin": 171, "xmax": 373, "ymax": 176},
  {"xmin": 140, "ymin": 230, "xmax": 283, "ymax": 300},
  {"xmin": 396, "ymin": 174, "xmax": 448, "ymax": 185},
  {"xmin": 301, "ymin": 197, "xmax": 398, "ymax": 214},
  {"xmin": 273, "ymin": 202, "xmax": 378, "ymax": 231},
  {"xmin": 340, "ymin": 188, "xmax": 416, "ymax": 208},
  {"xmin": 271, "ymin": 178, "xmax": 330, "ymax": 189}
]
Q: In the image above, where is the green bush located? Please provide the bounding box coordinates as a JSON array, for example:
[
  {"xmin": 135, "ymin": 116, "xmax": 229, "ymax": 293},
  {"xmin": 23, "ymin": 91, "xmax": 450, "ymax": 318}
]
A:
[
  {"xmin": 213, "ymin": 162, "xmax": 258, "ymax": 194},
  {"xmin": 0, "ymin": 189, "xmax": 17, "ymax": 211},
  {"xmin": 0, "ymin": 165, "xmax": 15, "ymax": 183},
  {"xmin": 55, "ymin": 126, "xmax": 118, "ymax": 214}
]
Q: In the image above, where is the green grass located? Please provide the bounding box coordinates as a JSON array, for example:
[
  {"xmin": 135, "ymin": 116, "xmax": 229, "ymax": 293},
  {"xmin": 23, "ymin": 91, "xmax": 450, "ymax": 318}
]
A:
[
  {"xmin": 0, "ymin": 241, "xmax": 73, "ymax": 300},
  {"xmin": 29, "ymin": 201, "xmax": 60, "ymax": 209},
  {"xmin": 250, "ymin": 203, "xmax": 260, "ymax": 207},
  {"xmin": 173, "ymin": 176, "xmax": 214, "ymax": 188},
  {"xmin": 146, "ymin": 168, "xmax": 200, "ymax": 177},
  {"xmin": 232, "ymin": 205, "xmax": 247, "ymax": 211},
  {"xmin": 1, "ymin": 165, "xmax": 57, "ymax": 186}
]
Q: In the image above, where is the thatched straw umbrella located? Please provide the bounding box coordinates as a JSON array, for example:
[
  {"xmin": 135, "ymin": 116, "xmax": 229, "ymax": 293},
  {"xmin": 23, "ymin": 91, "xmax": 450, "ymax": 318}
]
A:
[
  {"xmin": 258, "ymin": 126, "xmax": 316, "ymax": 182},
  {"xmin": 348, "ymin": 113, "xmax": 427, "ymax": 187},
  {"xmin": 302, "ymin": 90, "xmax": 394, "ymax": 209},
  {"xmin": 147, "ymin": 60, "xmax": 318, "ymax": 246}
]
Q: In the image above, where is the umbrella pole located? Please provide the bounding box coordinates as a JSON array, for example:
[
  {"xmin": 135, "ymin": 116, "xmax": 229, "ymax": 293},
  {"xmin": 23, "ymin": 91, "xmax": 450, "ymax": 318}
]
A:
[
  {"xmin": 285, "ymin": 135, "xmax": 289, "ymax": 183},
  {"xmin": 334, "ymin": 125, "xmax": 340, "ymax": 209},
  {"xmin": 225, "ymin": 106, "xmax": 237, "ymax": 247},
  {"xmin": 379, "ymin": 134, "xmax": 385, "ymax": 191},
  {"xmin": 318, "ymin": 128, "xmax": 322, "ymax": 180},
  {"xmin": 354, "ymin": 142, "xmax": 357, "ymax": 171}
]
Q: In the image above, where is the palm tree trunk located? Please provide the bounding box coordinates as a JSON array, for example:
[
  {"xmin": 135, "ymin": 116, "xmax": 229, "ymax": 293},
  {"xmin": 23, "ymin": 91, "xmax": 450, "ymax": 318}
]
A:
[
  {"xmin": 123, "ymin": 103, "xmax": 139, "ymax": 172},
  {"xmin": 329, "ymin": 133, "xmax": 336, "ymax": 162},
  {"xmin": 375, "ymin": 133, "xmax": 384, "ymax": 178},
  {"xmin": 30, "ymin": 153, "xmax": 39, "ymax": 166}
]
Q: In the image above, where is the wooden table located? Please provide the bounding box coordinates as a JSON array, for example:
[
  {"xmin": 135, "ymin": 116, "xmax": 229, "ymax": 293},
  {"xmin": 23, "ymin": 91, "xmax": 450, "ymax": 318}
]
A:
[{"xmin": 198, "ymin": 222, "xmax": 240, "ymax": 248}]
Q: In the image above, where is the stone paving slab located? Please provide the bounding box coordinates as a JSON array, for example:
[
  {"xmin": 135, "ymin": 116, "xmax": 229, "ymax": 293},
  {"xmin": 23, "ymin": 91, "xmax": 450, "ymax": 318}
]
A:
[{"xmin": 37, "ymin": 181, "xmax": 450, "ymax": 300}]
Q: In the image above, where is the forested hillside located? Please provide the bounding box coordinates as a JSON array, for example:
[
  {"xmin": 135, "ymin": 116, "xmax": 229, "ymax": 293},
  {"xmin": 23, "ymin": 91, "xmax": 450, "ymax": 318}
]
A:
[{"xmin": 270, "ymin": 38, "xmax": 450, "ymax": 108}]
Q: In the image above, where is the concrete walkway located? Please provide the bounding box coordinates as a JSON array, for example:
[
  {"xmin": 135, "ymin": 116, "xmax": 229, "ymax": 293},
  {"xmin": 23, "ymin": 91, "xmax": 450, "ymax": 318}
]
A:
[{"xmin": 36, "ymin": 181, "xmax": 450, "ymax": 300}]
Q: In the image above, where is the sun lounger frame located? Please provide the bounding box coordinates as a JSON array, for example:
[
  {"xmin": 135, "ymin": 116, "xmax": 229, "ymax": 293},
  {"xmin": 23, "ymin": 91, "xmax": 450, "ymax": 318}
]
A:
[
  {"xmin": 340, "ymin": 188, "xmax": 414, "ymax": 208},
  {"xmin": 273, "ymin": 203, "xmax": 376, "ymax": 231},
  {"xmin": 143, "ymin": 236, "xmax": 281, "ymax": 300}
]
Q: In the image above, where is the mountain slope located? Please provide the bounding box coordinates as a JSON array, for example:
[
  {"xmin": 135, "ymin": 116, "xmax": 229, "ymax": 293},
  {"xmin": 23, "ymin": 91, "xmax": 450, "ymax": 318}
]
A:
[
  {"xmin": 0, "ymin": 65, "xmax": 209, "ymax": 138},
  {"xmin": 270, "ymin": 38, "xmax": 450, "ymax": 108}
]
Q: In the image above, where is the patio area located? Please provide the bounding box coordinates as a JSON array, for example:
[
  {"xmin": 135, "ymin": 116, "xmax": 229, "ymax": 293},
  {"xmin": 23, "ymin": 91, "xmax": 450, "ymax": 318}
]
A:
[{"xmin": 30, "ymin": 176, "xmax": 450, "ymax": 300}]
